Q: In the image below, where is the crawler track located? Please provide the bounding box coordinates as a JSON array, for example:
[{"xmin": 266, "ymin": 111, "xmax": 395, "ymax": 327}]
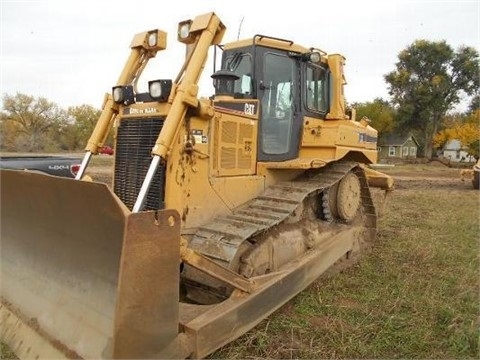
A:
[{"xmin": 184, "ymin": 161, "xmax": 377, "ymax": 302}]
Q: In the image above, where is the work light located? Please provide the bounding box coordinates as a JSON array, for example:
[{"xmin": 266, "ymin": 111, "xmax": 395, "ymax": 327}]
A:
[
  {"xmin": 147, "ymin": 32, "xmax": 157, "ymax": 47},
  {"xmin": 112, "ymin": 85, "xmax": 134, "ymax": 105},
  {"xmin": 149, "ymin": 81, "xmax": 162, "ymax": 98},
  {"xmin": 130, "ymin": 29, "xmax": 166, "ymax": 51},
  {"xmin": 309, "ymin": 52, "xmax": 321, "ymax": 63},
  {"xmin": 112, "ymin": 86, "xmax": 124, "ymax": 103},
  {"xmin": 177, "ymin": 20, "xmax": 194, "ymax": 44},
  {"xmin": 148, "ymin": 80, "xmax": 172, "ymax": 101}
]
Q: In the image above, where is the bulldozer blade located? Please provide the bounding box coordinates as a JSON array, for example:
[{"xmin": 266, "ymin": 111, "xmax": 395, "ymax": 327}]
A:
[
  {"xmin": 0, "ymin": 170, "xmax": 181, "ymax": 359},
  {"xmin": 113, "ymin": 210, "xmax": 180, "ymax": 359}
]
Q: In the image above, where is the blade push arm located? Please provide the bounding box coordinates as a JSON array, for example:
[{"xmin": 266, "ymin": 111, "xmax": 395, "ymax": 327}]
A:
[
  {"xmin": 76, "ymin": 30, "xmax": 167, "ymax": 179},
  {"xmin": 132, "ymin": 12, "xmax": 225, "ymax": 212}
]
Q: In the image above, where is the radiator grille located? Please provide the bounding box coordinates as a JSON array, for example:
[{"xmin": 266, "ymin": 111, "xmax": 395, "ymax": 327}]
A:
[{"xmin": 114, "ymin": 117, "xmax": 165, "ymax": 211}]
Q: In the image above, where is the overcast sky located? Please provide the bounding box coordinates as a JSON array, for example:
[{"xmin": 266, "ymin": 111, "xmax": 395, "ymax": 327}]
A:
[{"xmin": 1, "ymin": 0, "xmax": 478, "ymax": 111}]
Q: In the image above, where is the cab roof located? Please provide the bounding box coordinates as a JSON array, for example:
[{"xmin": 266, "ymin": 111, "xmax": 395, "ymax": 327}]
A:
[{"xmin": 223, "ymin": 35, "xmax": 311, "ymax": 54}]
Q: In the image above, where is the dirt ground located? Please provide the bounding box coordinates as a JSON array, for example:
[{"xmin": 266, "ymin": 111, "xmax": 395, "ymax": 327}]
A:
[{"xmin": 377, "ymin": 161, "xmax": 476, "ymax": 191}]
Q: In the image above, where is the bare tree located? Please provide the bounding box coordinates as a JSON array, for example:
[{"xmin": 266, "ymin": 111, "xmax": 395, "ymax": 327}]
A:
[{"xmin": 1, "ymin": 93, "xmax": 67, "ymax": 152}]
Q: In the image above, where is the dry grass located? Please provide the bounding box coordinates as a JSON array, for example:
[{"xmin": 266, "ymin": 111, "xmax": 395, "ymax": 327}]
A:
[
  {"xmin": 211, "ymin": 164, "xmax": 480, "ymax": 359},
  {"xmin": 0, "ymin": 343, "xmax": 16, "ymax": 360}
]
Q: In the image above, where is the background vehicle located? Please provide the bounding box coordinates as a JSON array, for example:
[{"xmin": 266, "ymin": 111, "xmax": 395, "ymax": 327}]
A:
[
  {"xmin": 0, "ymin": 12, "xmax": 393, "ymax": 359},
  {"xmin": 0, "ymin": 155, "xmax": 81, "ymax": 178},
  {"xmin": 459, "ymin": 158, "xmax": 480, "ymax": 189},
  {"xmin": 472, "ymin": 159, "xmax": 480, "ymax": 189}
]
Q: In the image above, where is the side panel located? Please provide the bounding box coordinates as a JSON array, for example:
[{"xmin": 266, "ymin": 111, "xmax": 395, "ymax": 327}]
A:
[
  {"xmin": 164, "ymin": 113, "xmax": 232, "ymax": 229},
  {"xmin": 209, "ymin": 175, "xmax": 265, "ymax": 209},
  {"xmin": 300, "ymin": 117, "xmax": 378, "ymax": 163},
  {"xmin": 211, "ymin": 106, "xmax": 258, "ymax": 177},
  {"xmin": 164, "ymin": 107, "xmax": 264, "ymax": 230}
]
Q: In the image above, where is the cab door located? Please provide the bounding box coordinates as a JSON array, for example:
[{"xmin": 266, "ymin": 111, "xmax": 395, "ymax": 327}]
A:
[{"xmin": 256, "ymin": 49, "xmax": 302, "ymax": 162}]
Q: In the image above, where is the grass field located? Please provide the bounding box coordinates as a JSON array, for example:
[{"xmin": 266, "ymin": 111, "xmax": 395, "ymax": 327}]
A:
[
  {"xmin": 1, "ymin": 161, "xmax": 479, "ymax": 359},
  {"xmin": 211, "ymin": 163, "xmax": 480, "ymax": 359}
]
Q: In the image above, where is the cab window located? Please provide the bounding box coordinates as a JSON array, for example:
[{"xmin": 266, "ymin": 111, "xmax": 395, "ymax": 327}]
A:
[
  {"xmin": 306, "ymin": 65, "xmax": 328, "ymax": 113},
  {"xmin": 225, "ymin": 53, "xmax": 253, "ymax": 97}
]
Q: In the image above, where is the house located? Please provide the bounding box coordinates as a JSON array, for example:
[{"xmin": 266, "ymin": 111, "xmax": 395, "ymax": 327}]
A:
[
  {"xmin": 441, "ymin": 139, "xmax": 475, "ymax": 162},
  {"xmin": 378, "ymin": 133, "xmax": 419, "ymax": 159}
]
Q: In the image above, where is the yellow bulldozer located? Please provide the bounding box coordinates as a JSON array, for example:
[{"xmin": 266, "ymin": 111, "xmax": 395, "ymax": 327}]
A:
[
  {"xmin": 474, "ymin": 160, "xmax": 480, "ymax": 189},
  {"xmin": 1, "ymin": 12, "xmax": 394, "ymax": 359}
]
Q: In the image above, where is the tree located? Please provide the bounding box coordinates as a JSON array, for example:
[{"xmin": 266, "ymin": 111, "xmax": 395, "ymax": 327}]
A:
[
  {"xmin": 467, "ymin": 94, "xmax": 480, "ymax": 114},
  {"xmin": 352, "ymin": 98, "xmax": 395, "ymax": 136},
  {"xmin": 385, "ymin": 40, "xmax": 479, "ymax": 158},
  {"xmin": 64, "ymin": 105, "xmax": 102, "ymax": 150},
  {"xmin": 433, "ymin": 110, "xmax": 480, "ymax": 160},
  {"xmin": 0, "ymin": 118, "xmax": 19, "ymax": 151},
  {"xmin": 1, "ymin": 93, "xmax": 68, "ymax": 152}
]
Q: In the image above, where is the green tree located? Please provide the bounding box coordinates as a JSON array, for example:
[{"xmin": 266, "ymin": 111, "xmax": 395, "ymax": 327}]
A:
[
  {"xmin": 353, "ymin": 98, "xmax": 395, "ymax": 136},
  {"xmin": 65, "ymin": 105, "xmax": 102, "ymax": 150},
  {"xmin": 385, "ymin": 40, "xmax": 479, "ymax": 158},
  {"xmin": 1, "ymin": 93, "xmax": 67, "ymax": 152},
  {"xmin": 467, "ymin": 94, "xmax": 480, "ymax": 114}
]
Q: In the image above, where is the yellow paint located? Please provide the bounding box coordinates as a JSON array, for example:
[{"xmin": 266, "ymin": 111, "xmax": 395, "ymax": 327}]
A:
[{"xmin": 108, "ymin": 12, "xmax": 388, "ymax": 230}]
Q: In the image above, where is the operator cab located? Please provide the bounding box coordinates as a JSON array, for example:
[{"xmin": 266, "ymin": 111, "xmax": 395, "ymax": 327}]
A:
[{"xmin": 214, "ymin": 35, "xmax": 330, "ymax": 162}]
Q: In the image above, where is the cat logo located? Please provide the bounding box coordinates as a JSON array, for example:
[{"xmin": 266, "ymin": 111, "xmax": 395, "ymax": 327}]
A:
[{"xmin": 244, "ymin": 103, "xmax": 255, "ymax": 115}]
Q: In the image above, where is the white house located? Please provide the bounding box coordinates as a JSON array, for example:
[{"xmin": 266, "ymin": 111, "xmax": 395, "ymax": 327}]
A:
[{"xmin": 442, "ymin": 139, "xmax": 475, "ymax": 162}]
